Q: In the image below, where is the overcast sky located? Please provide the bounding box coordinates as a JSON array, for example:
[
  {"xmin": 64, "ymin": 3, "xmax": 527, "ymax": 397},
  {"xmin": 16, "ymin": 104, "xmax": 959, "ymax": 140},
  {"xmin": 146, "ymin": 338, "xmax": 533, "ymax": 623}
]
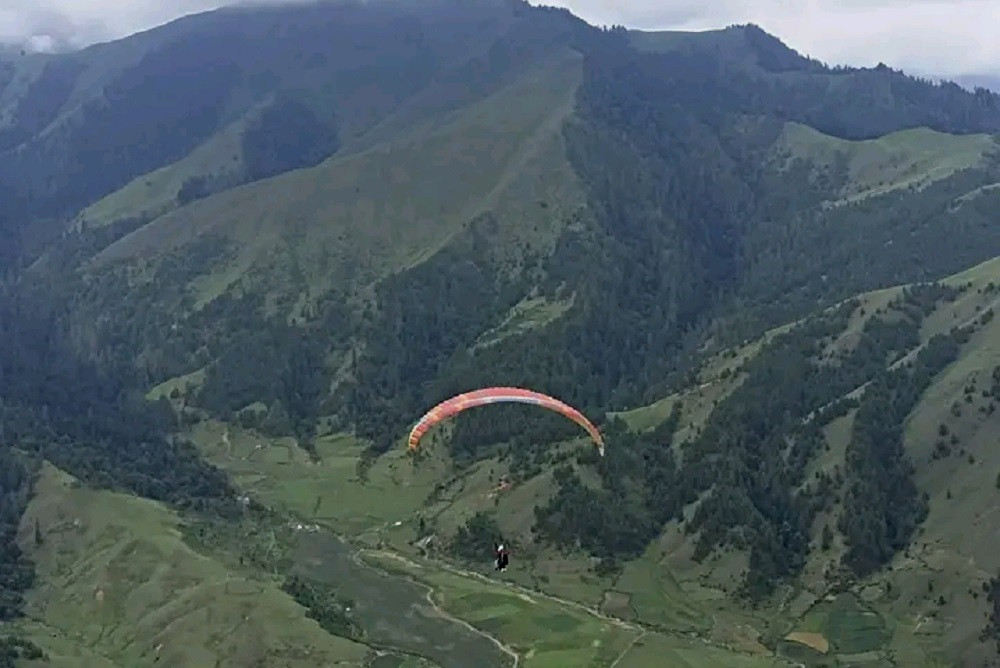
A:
[{"xmin": 1, "ymin": 0, "xmax": 997, "ymax": 76}]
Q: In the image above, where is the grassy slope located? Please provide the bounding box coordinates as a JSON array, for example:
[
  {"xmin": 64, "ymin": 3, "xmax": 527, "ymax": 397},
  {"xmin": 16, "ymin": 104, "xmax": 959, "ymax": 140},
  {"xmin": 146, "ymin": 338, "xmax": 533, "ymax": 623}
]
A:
[
  {"xmin": 186, "ymin": 420, "xmax": 789, "ymax": 667},
  {"xmin": 645, "ymin": 256, "xmax": 1000, "ymax": 667},
  {"xmin": 86, "ymin": 46, "xmax": 585, "ymax": 311},
  {"xmin": 184, "ymin": 254, "xmax": 1000, "ymax": 667},
  {"xmin": 72, "ymin": 18, "xmax": 562, "ymax": 231},
  {"xmin": 17, "ymin": 27, "xmax": 1000, "ymax": 667},
  {"xmin": 0, "ymin": 24, "xmax": 172, "ymax": 139},
  {"xmin": 880, "ymin": 258, "xmax": 1000, "ymax": 667},
  {"xmin": 774, "ymin": 121, "xmax": 997, "ymax": 205},
  {"xmin": 13, "ymin": 463, "xmax": 371, "ymax": 667},
  {"xmin": 621, "ymin": 117, "xmax": 997, "ymax": 435},
  {"xmin": 130, "ymin": 118, "xmax": 1000, "ymax": 666},
  {"xmin": 3, "ymin": 411, "xmax": 782, "ymax": 667},
  {"xmin": 76, "ymin": 110, "xmax": 253, "ymax": 227},
  {"xmin": 0, "ymin": 56, "xmax": 48, "ymax": 127}
]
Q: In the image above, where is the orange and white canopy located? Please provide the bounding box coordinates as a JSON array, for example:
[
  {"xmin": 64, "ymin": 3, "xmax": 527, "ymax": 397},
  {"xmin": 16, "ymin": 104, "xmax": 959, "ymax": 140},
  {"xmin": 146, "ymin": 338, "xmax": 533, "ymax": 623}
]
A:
[{"xmin": 407, "ymin": 387, "xmax": 605, "ymax": 456}]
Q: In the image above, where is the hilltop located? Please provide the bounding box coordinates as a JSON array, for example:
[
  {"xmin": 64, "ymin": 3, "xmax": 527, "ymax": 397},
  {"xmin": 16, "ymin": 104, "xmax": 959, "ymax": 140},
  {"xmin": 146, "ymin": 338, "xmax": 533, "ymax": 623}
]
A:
[{"xmin": 1, "ymin": 1, "xmax": 1000, "ymax": 665}]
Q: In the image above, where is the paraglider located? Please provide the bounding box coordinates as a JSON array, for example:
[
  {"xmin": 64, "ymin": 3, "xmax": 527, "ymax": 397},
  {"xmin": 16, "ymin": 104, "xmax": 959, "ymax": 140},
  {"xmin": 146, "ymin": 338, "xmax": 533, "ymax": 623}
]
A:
[
  {"xmin": 494, "ymin": 542, "xmax": 509, "ymax": 572},
  {"xmin": 407, "ymin": 387, "xmax": 605, "ymax": 456}
]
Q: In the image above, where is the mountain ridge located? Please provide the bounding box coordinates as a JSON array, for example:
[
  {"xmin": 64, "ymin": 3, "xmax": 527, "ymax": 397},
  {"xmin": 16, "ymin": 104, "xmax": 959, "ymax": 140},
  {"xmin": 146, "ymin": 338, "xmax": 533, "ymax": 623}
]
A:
[{"xmin": 2, "ymin": 2, "xmax": 1000, "ymax": 666}]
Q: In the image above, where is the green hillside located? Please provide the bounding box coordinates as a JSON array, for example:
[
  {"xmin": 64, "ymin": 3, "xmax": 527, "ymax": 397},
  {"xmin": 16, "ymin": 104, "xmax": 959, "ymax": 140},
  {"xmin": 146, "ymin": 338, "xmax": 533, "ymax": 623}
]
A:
[
  {"xmin": 168, "ymin": 255, "xmax": 1000, "ymax": 666},
  {"xmin": 3, "ymin": 1, "xmax": 1000, "ymax": 666},
  {"xmin": 10, "ymin": 455, "xmax": 790, "ymax": 668},
  {"xmin": 774, "ymin": 122, "xmax": 996, "ymax": 204},
  {"xmin": 90, "ymin": 45, "xmax": 584, "ymax": 281},
  {"xmin": 0, "ymin": 0, "xmax": 535, "ymax": 263},
  {"xmin": 630, "ymin": 257, "xmax": 1000, "ymax": 667},
  {"xmin": 14, "ymin": 464, "xmax": 371, "ymax": 667},
  {"xmin": 75, "ymin": 111, "xmax": 254, "ymax": 228}
]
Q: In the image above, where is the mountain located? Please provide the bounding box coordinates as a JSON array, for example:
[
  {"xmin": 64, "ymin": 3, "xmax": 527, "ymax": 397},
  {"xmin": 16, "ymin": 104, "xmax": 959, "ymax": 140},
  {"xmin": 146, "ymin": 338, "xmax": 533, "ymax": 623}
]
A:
[
  {"xmin": 950, "ymin": 74, "xmax": 1000, "ymax": 93},
  {"xmin": 181, "ymin": 255, "xmax": 1000, "ymax": 667},
  {"xmin": 2, "ymin": 1, "xmax": 1000, "ymax": 666}
]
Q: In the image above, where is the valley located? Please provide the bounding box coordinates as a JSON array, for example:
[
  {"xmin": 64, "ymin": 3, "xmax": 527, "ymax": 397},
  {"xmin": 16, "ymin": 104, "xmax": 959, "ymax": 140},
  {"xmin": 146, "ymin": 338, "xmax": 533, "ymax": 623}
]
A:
[{"xmin": 2, "ymin": 1, "xmax": 1000, "ymax": 666}]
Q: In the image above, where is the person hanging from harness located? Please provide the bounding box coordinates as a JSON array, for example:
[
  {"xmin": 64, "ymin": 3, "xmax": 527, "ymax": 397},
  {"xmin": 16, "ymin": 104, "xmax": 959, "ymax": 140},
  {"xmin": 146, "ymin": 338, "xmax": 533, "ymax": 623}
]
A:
[{"xmin": 494, "ymin": 542, "xmax": 509, "ymax": 572}]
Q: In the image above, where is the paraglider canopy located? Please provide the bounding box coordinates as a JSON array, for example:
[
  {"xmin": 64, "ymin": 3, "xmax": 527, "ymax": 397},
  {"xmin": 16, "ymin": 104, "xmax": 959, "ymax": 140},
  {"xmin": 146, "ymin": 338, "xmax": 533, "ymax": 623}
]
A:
[{"xmin": 407, "ymin": 387, "xmax": 605, "ymax": 456}]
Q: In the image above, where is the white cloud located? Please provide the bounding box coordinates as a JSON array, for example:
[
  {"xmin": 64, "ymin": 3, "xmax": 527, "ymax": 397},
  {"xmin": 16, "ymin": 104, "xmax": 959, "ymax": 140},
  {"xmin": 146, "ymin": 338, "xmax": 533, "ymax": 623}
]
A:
[
  {"xmin": 0, "ymin": 0, "xmax": 997, "ymax": 76},
  {"xmin": 0, "ymin": 0, "xmax": 229, "ymax": 49},
  {"xmin": 548, "ymin": 0, "xmax": 1000, "ymax": 75}
]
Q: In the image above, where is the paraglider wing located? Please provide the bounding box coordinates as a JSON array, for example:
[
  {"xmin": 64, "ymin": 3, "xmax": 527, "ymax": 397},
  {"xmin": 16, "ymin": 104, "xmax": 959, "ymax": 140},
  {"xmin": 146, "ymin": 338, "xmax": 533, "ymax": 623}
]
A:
[{"xmin": 407, "ymin": 387, "xmax": 605, "ymax": 455}]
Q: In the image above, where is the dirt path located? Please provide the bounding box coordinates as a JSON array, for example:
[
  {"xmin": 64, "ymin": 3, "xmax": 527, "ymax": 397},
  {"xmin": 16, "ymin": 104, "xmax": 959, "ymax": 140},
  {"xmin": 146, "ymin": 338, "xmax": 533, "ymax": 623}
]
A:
[
  {"xmin": 349, "ymin": 549, "xmax": 521, "ymax": 668},
  {"xmin": 352, "ymin": 544, "xmax": 799, "ymax": 667},
  {"xmin": 421, "ymin": 584, "xmax": 521, "ymax": 668},
  {"xmin": 609, "ymin": 631, "xmax": 648, "ymax": 668},
  {"xmin": 361, "ymin": 548, "xmax": 642, "ymax": 636}
]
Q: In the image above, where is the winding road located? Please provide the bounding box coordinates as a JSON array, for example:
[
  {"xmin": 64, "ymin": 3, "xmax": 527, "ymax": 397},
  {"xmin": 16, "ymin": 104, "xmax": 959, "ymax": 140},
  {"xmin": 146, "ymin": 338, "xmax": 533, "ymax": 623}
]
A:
[{"xmin": 350, "ymin": 549, "xmax": 521, "ymax": 667}]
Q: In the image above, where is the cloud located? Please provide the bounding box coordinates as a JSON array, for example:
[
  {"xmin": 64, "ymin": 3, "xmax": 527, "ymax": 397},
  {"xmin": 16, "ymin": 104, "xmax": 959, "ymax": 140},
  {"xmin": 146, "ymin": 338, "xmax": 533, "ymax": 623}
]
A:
[
  {"xmin": 0, "ymin": 0, "xmax": 997, "ymax": 76},
  {"xmin": 549, "ymin": 0, "xmax": 1000, "ymax": 75},
  {"xmin": 0, "ymin": 0, "xmax": 229, "ymax": 49}
]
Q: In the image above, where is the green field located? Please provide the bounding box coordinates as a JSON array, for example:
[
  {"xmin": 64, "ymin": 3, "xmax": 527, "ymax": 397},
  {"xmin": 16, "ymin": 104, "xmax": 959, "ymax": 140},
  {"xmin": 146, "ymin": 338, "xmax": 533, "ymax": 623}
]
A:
[
  {"xmin": 473, "ymin": 296, "xmax": 575, "ymax": 349},
  {"xmin": 360, "ymin": 550, "xmax": 632, "ymax": 668},
  {"xmin": 610, "ymin": 544, "xmax": 712, "ymax": 633},
  {"xmin": 293, "ymin": 535, "xmax": 513, "ymax": 668},
  {"xmin": 787, "ymin": 593, "xmax": 890, "ymax": 656},
  {"xmin": 14, "ymin": 464, "xmax": 371, "ymax": 667},
  {"xmin": 184, "ymin": 419, "xmax": 794, "ymax": 667},
  {"xmin": 192, "ymin": 420, "xmax": 445, "ymax": 537},
  {"xmin": 358, "ymin": 551, "xmax": 787, "ymax": 668},
  {"xmin": 613, "ymin": 633, "xmax": 783, "ymax": 668}
]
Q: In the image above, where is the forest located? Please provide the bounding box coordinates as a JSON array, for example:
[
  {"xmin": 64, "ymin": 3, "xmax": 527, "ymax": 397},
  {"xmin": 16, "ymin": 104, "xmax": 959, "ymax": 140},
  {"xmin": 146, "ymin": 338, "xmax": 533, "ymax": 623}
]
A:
[
  {"xmin": 330, "ymin": 18, "xmax": 1000, "ymax": 472},
  {"xmin": 532, "ymin": 284, "xmax": 968, "ymax": 598},
  {"xmin": 0, "ymin": 0, "xmax": 1000, "ymax": 647},
  {"xmin": 282, "ymin": 574, "xmax": 363, "ymax": 642},
  {"xmin": 0, "ymin": 287, "xmax": 239, "ymax": 644},
  {"xmin": 984, "ymin": 573, "xmax": 1000, "ymax": 656}
]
